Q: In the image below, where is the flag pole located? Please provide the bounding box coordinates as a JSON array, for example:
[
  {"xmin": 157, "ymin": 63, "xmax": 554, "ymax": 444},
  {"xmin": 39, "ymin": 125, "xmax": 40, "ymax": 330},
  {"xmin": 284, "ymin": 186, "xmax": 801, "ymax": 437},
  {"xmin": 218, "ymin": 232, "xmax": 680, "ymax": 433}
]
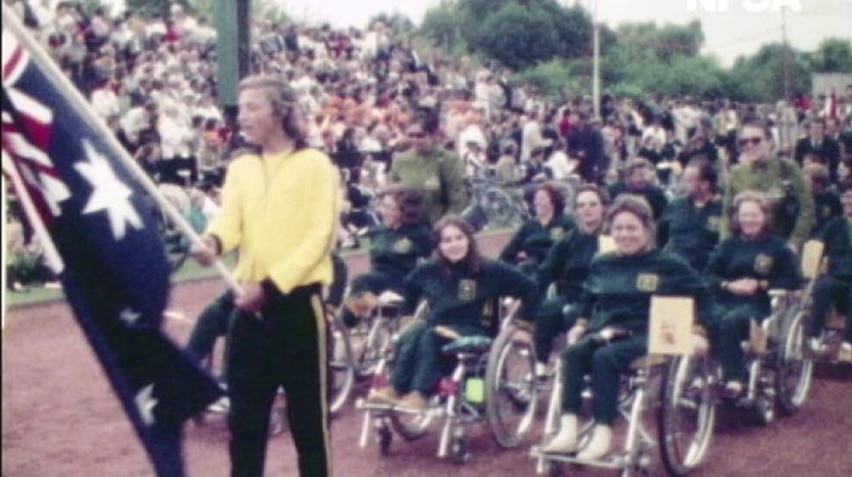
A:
[{"xmin": 1, "ymin": 5, "xmax": 241, "ymax": 294}]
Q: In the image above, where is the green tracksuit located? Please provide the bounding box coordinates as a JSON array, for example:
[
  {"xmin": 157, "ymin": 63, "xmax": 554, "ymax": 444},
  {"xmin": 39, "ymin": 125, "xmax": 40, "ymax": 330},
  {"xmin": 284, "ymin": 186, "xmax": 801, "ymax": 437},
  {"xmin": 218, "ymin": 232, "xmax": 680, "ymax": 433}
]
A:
[
  {"xmin": 532, "ymin": 227, "xmax": 601, "ymax": 365},
  {"xmin": 560, "ymin": 249, "xmax": 709, "ymax": 424},
  {"xmin": 810, "ymin": 217, "xmax": 852, "ymax": 343},
  {"xmin": 706, "ymin": 233, "xmax": 802, "ymax": 381},
  {"xmin": 659, "ymin": 196, "xmax": 723, "ymax": 271},
  {"xmin": 500, "ymin": 215, "xmax": 576, "ymax": 275},
  {"xmin": 390, "ymin": 259, "xmax": 540, "ymax": 396}
]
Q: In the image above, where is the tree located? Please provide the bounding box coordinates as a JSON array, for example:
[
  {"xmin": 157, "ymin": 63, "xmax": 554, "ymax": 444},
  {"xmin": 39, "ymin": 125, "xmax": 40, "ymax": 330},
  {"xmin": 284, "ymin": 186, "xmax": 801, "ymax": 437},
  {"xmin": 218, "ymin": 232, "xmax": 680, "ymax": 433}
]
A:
[
  {"xmin": 809, "ymin": 38, "xmax": 852, "ymax": 73},
  {"xmin": 727, "ymin": 43, "xmax": 811, "ymax": 102},
  {"xmin": 419, "ymin": 2, "xmax": 465, "ymax": 52},
  {"xmin": 475, "ymin": 3, "xmax": 561, "ymax": 70}
]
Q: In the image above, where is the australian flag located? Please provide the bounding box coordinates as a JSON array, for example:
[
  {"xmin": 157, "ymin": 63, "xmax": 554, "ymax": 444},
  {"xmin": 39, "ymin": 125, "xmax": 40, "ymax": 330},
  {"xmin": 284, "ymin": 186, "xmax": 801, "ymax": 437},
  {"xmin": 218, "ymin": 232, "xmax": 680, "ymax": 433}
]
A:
[{"xmin": 1, "ymin": 10, "xmax": 222, "ymax": 477}]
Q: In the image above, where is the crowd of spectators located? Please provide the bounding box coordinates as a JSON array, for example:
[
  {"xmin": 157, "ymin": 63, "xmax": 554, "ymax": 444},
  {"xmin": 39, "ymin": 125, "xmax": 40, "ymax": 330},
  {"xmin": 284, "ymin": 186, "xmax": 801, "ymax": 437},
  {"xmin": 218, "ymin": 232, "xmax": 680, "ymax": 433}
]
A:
[{"xmin": 5, "ymin": 0, "xmax": 852, "ymax": 287}]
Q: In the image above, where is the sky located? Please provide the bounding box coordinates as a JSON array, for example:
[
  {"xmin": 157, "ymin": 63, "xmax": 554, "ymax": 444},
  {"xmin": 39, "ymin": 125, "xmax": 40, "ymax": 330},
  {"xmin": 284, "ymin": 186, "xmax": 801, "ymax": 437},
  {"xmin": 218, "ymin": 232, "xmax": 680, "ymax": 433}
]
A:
[{"xmin": 274, "ymin": 0, "xmax": 851, "ymax": 67}]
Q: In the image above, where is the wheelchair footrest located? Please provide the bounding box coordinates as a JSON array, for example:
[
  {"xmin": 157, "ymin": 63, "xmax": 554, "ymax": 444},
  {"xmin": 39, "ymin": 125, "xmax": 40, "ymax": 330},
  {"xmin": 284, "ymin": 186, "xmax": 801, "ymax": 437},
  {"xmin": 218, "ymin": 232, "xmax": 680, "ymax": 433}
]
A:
[{"xmin": 530, "ymin": 447, "xmax": 626, "ymax": 470}]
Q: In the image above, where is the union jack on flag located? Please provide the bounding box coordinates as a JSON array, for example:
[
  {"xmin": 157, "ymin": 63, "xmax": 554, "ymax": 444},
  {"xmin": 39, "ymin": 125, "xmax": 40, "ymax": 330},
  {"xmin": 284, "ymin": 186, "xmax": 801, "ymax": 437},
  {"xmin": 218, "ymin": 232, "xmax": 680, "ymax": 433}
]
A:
[{"xmin": 2, "ymin": 10, "xmax": 222, "ymax": 477}]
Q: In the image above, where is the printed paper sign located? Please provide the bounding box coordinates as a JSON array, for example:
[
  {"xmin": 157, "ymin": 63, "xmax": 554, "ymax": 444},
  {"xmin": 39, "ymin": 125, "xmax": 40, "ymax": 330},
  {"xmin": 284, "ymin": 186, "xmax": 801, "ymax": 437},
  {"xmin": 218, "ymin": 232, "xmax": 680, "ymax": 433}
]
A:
[{"xmin": 648, "ymin": 296, "xmax": 694, "ymax": 356}]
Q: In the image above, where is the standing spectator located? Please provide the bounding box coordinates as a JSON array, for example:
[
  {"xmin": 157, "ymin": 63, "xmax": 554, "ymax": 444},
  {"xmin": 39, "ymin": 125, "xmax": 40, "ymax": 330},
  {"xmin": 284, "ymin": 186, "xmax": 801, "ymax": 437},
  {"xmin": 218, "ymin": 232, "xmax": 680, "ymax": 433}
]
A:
[
  {"xmin": 388, "ymin": 109, "xmax": 468, "ymax": 225},
  {"xmin": 191, "ymin": 75, "xmax": 337, "ymax": 477},
  {"xmin": 795, "ymin": 118, "xmax": 842, "ymax": 184},
  {"xmin": 566, "ymin": 111, "xmax": 606, "ymax": 184},
  {"xmin": 721, "ymin": 119, "xmax": 815, "ymax": 251}
]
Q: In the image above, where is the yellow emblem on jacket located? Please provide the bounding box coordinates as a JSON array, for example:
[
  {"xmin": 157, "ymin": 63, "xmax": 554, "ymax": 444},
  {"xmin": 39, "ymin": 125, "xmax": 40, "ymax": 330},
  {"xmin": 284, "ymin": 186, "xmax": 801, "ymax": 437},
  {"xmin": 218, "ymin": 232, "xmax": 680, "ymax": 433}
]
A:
[
  {"xmin": 424, "ymin": 175, "xmax": 441, "ymax": 190},
  {"xmin": 550, "ymin": 227, "xmax": 565, "ymax": 241},
  {"xmin": 706, "ymin": 216, "xmax": 720, "ymax": 232},
  {"xmin": 636, "ymin": 273, "xmax": 659, "ymax": 292},
  {"xmin": 754, "ymin": 254, "xmax": 773, "ymax": 275},
  {"xmin": 458, "ymin": 279, "xmax": 477, "ymax": 301},
  {"xmin": 393, "ymin": 238, "xmax": 412, "ymax": 253}
]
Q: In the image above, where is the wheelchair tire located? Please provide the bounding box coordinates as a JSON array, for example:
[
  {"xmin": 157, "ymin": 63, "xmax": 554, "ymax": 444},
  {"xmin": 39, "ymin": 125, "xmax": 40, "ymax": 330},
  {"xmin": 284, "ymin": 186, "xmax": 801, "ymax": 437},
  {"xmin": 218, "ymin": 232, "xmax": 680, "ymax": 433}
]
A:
[
  {"xmin": 353, "ymin": 316, "xmax": 393, "ymax": 379},
  {"xmin": 658, "ymin": 355, "xmax": 716, "ymax": 477},
  {"xmin": 485, "ymin": 324, "xmax": 538, "ymax": 448},
  {"xmin": 326, "ymin": 312, "xmax": 355, "ymax": 416},
  {"xmin": 775, "ymin": 306, "xmax": 813, "ymax": 415}
]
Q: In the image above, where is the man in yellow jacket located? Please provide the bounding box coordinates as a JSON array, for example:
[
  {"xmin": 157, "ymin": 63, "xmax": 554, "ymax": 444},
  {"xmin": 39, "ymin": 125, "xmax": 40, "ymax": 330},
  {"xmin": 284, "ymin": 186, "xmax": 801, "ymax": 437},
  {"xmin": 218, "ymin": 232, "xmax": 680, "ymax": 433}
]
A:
[{"xmin": 193, "ymin": 75, "xmax": 337, "ymax": 477}]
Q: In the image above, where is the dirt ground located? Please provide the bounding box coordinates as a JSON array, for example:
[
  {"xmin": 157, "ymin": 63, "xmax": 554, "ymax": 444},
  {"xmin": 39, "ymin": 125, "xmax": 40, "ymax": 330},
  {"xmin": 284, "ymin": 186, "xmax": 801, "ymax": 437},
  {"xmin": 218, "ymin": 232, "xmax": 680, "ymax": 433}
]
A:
[{"xmin": 3, "ymin": 233, "xmax": 852, "ymax": 477}]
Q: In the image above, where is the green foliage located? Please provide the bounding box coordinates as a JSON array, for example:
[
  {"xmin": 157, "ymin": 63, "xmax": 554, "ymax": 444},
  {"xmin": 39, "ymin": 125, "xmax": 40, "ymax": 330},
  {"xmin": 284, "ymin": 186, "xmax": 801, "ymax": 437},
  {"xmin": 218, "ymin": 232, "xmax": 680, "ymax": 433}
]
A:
[
  {"xmin": 127, "ymin": 0, "xmax": 172, "ymax": 18},
  {"xmin": 420, "ymin": 1, "xmax": 465, "ymax": 52},
  {"xmin": 475, "ymin": 3, "xmax": 561, "ymax": 70},
  {"xmin": 369, "ymin": 12, "xmax": 416, "ymax": 35},
  {"xmin": 727, "ymin": 43, "xmax": 811, "ymax": 102},
  {"xmin": 809, "ymin": 38, "xmax": 852, "ymax": 73},
  {"xmin": 513, "ymin": 60, "xmax": 580, "ymax": 99}
]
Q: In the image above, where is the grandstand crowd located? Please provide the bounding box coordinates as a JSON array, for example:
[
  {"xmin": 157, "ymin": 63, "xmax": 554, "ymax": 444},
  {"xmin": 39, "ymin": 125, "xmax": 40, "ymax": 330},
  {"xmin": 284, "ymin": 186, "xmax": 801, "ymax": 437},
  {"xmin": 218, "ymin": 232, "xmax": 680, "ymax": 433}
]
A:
[{"xmin": 4, "ymin": 0, "xmax": 852, "ymax": 286}]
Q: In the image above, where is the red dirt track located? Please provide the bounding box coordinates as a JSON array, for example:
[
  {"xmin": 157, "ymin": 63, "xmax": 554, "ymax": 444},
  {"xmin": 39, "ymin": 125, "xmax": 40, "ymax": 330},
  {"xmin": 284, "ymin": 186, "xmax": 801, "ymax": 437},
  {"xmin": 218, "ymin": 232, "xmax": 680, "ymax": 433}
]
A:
[{"xmin": 3, "ymin": 232, "xmax": 852, "ymax": 476}]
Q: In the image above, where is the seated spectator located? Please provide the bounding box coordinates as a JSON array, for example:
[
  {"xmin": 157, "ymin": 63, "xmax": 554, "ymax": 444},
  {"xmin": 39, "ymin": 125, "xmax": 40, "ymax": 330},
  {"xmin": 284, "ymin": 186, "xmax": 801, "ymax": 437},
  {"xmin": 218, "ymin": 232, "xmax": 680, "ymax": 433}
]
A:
[{"xmin": 607, "ymin": 157, "xmax": 668, "ymax": 221}]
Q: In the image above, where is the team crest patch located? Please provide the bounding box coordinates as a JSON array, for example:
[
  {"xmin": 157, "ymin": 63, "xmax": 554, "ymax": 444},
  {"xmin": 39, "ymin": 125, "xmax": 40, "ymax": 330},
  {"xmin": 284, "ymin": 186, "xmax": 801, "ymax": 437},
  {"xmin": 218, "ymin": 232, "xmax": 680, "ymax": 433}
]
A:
[
  {"xmin": 550, "ymin": 227, "xmax": 565, "ymax": 241},
  {"xmin": 424, "ymin": 175, "xmax": 441, "ymax": 190},
  {"xmin": 458, "ymin": 279, "xmax": 477, "ymax": 301},
  {"xmin": 636, "ymin": 273, "xmax": 659, "ymax": 292},
  {"xmin": 754, "ymin": 254, "xmax": 773, "ymax": 275},
  {"xmin": 393, "ymin": 238, "xmax": 412, "ymax": 253},
  {"xmin": 706, "ymin": 216, "xmax": 720, "ymax": 232}
]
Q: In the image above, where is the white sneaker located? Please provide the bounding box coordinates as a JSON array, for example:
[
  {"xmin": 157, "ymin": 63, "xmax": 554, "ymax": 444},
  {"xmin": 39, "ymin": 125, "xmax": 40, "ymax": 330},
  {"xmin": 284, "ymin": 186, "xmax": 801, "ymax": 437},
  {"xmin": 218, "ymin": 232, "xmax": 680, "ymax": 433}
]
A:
[
  {"xmin": 839, "ymin": 342, "xmax": 852, "ymax": 363},
  {"xmin": 540, "ymin": 414, "xmax": 578, "ymax": 454},
  {"xmin": 577, "ymin": 424, "xmax": 612, "ymax": 460},
  {"xmin": 808, "ymin": 338, "xmax": 827, "ymax": 354}
]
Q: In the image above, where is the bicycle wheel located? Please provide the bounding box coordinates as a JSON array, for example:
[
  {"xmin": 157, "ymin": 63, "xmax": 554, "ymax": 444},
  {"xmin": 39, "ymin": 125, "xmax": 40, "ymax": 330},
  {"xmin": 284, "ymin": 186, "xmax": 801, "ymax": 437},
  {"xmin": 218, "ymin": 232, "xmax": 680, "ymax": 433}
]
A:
[
  {"xmin": 776, "ymin": 305, "xmax": 813, "ymax": 415},
  {"xmin": 485, "ymin": 323, "xmax": 538, "ymax": 448},
  {"xmin": 658, "ymin": 355, "xmax": 716, "ymax": 476},
  {"xmin": 326, "ymin": 312, "xmax": 355, "ymax": 415}
]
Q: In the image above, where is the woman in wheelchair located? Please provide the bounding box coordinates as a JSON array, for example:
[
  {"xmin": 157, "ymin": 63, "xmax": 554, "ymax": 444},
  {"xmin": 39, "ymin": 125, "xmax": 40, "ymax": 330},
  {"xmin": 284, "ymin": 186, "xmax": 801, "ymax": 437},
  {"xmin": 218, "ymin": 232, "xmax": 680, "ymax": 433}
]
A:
[
  {"xmin": 340, "ymin": 185, "xmax": 433, "ymax": 327},
  {"xmin": 365, "ymin": 216, "xmax": 540, "ymax": 412},
  {"xmin": 706, "ymin": 190, "xmax": 802, "ymax": 396},
  {"xmin": 808, "ymin": 180, "xmax": 852, "ymax": 361},
  {"xmin": 499, "ymin": 182, "xmax": 575, "ymax": 276},
  {"xmin": 532, "ymin": 184, "xmax": 609, "ymax": 380},
  {"xmin": 542, "ymin": 195, "xmax": 709, "ymax": 459}
]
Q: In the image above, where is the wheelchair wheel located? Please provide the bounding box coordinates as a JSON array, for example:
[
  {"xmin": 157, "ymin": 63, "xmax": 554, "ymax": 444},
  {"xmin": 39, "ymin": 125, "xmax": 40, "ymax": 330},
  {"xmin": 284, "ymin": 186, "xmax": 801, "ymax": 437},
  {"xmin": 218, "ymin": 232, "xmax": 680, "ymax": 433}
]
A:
[
  {"xmin": 658, "ymin": 355, "xmax": 716, "ymax": 476},
  {"xmin": 485, "ymin": 324, "xmax": 538, "ymax": 448},
  {"xmin": 326, "ymin": 313, "xmax": 355, "ymax": 415},
  {"xmin": 775, "ymin": 306, "xmax": 813, "ymax": 415},
  {"xmin": 353, "ymin": 317, "xmax": 393, "ymax": 378},
  {"xmin": 483, "ymin": 187, "xmax": 524, "ymax": 229}
]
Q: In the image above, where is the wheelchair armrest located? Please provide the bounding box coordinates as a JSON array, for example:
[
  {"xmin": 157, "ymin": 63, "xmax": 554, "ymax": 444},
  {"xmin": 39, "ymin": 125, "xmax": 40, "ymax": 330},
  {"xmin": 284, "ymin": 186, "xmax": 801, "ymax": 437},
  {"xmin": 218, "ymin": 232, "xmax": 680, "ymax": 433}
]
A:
[
  {"xmin": 441, "ymin": 335, "xmax": 493, "ymax": 355},
  {"xmin": 377, "ymin": 290, "xmax": 405, "ymax": 306}
]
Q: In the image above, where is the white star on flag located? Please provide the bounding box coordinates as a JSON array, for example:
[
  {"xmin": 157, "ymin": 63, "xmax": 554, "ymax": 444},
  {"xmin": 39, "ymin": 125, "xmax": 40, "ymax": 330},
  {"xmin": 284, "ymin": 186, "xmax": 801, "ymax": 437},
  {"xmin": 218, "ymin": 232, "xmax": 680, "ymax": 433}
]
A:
[
  {"xmin": 75, "ymin": 140, "xmax": 142, "ymax": 239},
  {"xmin": 135, "ymin": 384, "xmax": 158, "ymax": 426}
]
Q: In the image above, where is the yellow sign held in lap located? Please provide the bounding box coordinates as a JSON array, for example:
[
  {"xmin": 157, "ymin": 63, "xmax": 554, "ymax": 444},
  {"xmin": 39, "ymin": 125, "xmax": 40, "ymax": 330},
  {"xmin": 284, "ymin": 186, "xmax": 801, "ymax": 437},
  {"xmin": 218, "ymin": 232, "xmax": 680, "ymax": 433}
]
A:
[
  {"xmin": 648, "ymin": 296, "xmax": 695, "ymax": 356},
  {"xmin": 801, "ymin": 240, "xmax": 824, "ymax": 280}
]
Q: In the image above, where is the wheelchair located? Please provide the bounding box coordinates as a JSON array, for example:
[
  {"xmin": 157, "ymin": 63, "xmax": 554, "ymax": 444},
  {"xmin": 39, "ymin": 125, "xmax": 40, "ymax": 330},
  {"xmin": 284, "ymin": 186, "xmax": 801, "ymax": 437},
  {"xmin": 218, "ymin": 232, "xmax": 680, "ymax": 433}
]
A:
[
  {"xmin": 355, "ymin": 305, "xmax": 538, "ymax": 463},
  {"xmin": 532, "ymin": 344, "xmax": 716, "ymax": 477},
  {"xmin": 719, "ymin": 241, "xmax": 821, "ymax": 423},
  {"xmin": 192, "ymin": 308, "xmax": 355, "ymax": 435}
]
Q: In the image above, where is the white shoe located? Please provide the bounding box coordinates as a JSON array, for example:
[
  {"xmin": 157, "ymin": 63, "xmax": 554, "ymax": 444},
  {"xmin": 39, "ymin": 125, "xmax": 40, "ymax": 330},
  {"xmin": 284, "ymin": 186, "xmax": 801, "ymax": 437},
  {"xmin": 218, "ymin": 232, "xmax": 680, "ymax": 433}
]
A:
[
  {"xmin": 207, "ymin": 396, "xmax": 230, "ymax": 414},
  {"xmin": 540, "ymin": 414, "xmax": 578, "ymax": 454},
  {"xmin": 808, "ymin": 338, "xmax": 827, "ymax": 354},
  {"xmin": 839, "ymin": 342, "xmax": 852, "ymax": 363},
  {"xmin": 577, "ymin": 424, "xmax": 612, "ymax": 460}
]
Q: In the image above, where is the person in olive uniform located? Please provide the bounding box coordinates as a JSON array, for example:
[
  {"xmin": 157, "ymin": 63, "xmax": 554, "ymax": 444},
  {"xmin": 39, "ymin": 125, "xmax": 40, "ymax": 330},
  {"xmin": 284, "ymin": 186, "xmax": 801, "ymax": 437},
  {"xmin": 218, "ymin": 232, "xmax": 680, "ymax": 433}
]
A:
[
  {"xmin": 365, "ymin": 216, "xmax": 540, "ymax": 411},
  {"xmin": 542, "ymin": 195, "xmax": 710, "ymax": 460},
  {"xmin": 340, "ymin": 185, "xmax": 433, "ymax": 327},
  {"xmin": 500, "ymin": 182, "xmax": 575, "ymax": 276},
  {"xmin": 720, "ymin": 119, "xmax": 814, "ymax": 251},
  {"xmin": 192, "ymin": 75, "xmax": 337, "ymax": 477},
  {"xmin": 658, "ymin": 157, "xmax": 723, "ymax": 271},
  {"xmin": 532, "ymin": 184, "xmax": 609, "ymax": 379},
  {"xmin": 808, "ymin": 180, "xmax": 852, "ymax": 362},
  {"xmin": 706, "ymin": 190, "xmax": 802, "ymax": 396},
  {"xmin": 388, "ymin": 109, "xmax": 468, "ymax": 225}
]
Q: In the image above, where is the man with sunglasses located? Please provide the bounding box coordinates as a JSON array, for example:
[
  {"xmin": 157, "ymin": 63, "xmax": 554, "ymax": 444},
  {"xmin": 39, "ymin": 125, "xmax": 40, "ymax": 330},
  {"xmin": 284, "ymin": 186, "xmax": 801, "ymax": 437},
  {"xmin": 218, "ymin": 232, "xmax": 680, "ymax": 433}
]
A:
[{"xmin": 720, "ymin": 119, "xmax": 814, "ymax": 251}]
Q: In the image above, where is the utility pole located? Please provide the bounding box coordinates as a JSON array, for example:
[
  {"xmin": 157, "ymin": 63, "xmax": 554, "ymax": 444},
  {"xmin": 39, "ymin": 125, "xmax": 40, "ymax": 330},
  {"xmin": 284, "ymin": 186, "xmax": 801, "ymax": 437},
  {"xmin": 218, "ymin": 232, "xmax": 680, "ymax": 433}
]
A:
[
  {"xmin": 592, "ymin": 0, "xmax": 600, "ymax": 120},
  {"xmin": 781, "ymin": 5, "xmax": 791, "ymax": 102},
  {"xmin": 216, "ymin": 0, "xmax": 252, "ymax": 129}
]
